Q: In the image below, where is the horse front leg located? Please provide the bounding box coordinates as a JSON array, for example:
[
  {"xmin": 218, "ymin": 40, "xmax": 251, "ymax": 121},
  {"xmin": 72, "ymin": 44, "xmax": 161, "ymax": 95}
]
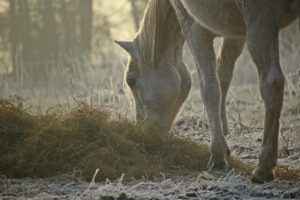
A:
[
  {"xmin": 217, "ymin": 37, "xmax": 245, "ymax": 136},
  {"xmin": 245, "ymin": 6, "xmax": 285, "ymax": 183},
  {"xmin": 189, "ymin": 24, "xmax": 231, "ymax": 169},
  {"xmin": 171, "ymin": 0, "xmax": 229, "ymax": 169}
]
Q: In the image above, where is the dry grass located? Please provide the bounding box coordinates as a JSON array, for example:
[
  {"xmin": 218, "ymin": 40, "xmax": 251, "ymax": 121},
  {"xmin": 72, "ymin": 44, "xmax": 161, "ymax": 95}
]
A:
[
  {"xmin": 0, "ymin": 99, "xmax": 210, "ymax": 181},
  {"xmin": 0, "ymin": 99, "xmax": 299, "ymax": 182}
]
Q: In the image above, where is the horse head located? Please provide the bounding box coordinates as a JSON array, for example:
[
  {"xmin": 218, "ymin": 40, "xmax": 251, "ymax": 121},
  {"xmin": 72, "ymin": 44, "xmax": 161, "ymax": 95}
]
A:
[{"xmin": 116, "ymin": 40, "xmax": 191, "ymax": 132}]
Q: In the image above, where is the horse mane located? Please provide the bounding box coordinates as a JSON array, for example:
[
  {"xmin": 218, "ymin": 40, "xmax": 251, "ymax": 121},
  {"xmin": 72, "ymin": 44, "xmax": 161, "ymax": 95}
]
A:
[{"xmin": 134, "ymin": 0, "xmax": 184, "ymax": 66}]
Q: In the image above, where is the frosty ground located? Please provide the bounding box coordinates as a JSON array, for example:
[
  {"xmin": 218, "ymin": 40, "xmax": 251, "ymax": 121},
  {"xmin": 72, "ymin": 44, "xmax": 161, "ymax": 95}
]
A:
[
  {"xmin": 0, "ymin": 84, "xmax": 299, "ymax": 200},
  {"xmin": 2, "ymin": 171, "xmax": 300, "ymax": 199}
]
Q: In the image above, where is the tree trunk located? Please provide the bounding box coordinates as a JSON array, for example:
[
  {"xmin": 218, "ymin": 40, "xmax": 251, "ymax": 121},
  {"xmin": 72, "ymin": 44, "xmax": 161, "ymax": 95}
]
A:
[
  {"xmin": 129, "ymin": 0, "xmax": 140, "ymax": 31},
  {"xmin": 61, "ymin": 0, "xmax": 71, "ymax": 52},
  {"xmin": 80, "ymin": 0, "xmax": 93, "ymax": 54},
  {"xmin": 9, "ymin": 0, "xmax": 18, "ymax": 78},
  {"xmin": 42, "ymin": 0, "xmax": 58, "ymax": 61},
  {"xmin": 19, "ymin": 0, "xmax": 32, "ymax": 63}
]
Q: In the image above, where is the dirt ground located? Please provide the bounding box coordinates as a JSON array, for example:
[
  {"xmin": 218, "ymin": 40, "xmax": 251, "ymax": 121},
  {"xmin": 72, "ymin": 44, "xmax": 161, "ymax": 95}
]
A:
[
  {"xmin": 1, "ymin": 172, "xmax": 300, "ymax": 199},
  {"xmin": 0, "ymin": 82, "xmax": 299, "ymax": 200}
]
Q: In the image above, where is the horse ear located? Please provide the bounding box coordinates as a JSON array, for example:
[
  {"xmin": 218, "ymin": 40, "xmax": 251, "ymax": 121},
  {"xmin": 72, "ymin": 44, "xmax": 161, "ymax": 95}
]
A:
[{"xmin": 115, "ymin": 40, "xmax": 136, "ymax": 56}]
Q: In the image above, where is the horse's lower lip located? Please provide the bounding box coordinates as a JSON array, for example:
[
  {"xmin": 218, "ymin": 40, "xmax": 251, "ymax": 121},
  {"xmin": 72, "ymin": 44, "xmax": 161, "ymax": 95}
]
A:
[
  {"xmin": 145, "ymin": 123, "xmax": 170, "ymax": 132},
  {"xmin": 136, "ymin": 118, "xmax": 171, "ymax": 132}
]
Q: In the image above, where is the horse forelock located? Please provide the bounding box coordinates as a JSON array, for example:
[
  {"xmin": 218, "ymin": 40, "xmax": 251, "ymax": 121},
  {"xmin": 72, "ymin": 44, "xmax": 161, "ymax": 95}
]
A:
[{"xmin": 134, "ymin": 0, "xmax": 183, "ymax": 68}]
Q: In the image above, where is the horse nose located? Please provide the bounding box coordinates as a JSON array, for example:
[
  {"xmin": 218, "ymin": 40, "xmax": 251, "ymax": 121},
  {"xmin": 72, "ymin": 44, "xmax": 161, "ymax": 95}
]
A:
[
  {"xmin": 143, "ymin": 119, "xmax": 170, "ymax": 133},
  {"xmin": 142, "ymin": 124, "xmax": 168, "ymax": 135},
  {"xmin": 141, "ymin": 111, "xmax": 171, "ymax": 132}
]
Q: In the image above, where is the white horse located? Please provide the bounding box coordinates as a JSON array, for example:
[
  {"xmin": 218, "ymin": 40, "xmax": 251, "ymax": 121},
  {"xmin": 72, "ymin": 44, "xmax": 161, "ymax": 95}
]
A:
[{"xmin": 116, "ymin": 0, "xmax": 300, "ymax": 183}]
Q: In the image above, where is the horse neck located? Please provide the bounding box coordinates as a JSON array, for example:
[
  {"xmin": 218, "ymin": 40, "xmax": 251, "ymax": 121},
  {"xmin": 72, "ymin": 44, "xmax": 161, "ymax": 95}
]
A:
[{"xmin": 134, "ymin": 0, "xmax": 185, "ymax": 66}]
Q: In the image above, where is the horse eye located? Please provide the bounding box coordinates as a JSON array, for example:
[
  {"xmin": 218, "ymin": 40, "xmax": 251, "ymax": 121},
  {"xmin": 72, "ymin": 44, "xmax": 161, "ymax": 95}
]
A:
[{"xmin": 127, "ymin": 78, "xmax": 136, "ymax": 89}]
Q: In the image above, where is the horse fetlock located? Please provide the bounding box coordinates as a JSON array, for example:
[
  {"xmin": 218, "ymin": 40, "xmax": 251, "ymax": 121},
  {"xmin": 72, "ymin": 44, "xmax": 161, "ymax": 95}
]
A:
[
  {"xmin": 252, "ymin": 148, "xmax": 277, "ymax": 183},
  {"xmin": 211, "ymin": 135, "xmax": 230, "ymax": 153},
  {"xmin": 207, "ymin": 153, "xmax": 228, "ymax": 170},
  {"xmin": 259, "ymin": 145, "xmax": 277, "ymax": 168},
  {"xmin": 251, "ymin": 165, "xmax": 275, "ymax": 183},
  {"xmin": 208, "ymin": 138, "xmax": 230, "ymax": 170}
]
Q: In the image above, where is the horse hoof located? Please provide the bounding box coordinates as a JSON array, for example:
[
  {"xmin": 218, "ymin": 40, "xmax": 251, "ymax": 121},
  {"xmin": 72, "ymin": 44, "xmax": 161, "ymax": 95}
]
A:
[
  {"xmin": 251, "ymin": 167, "xmax": 275, "ymax": 183},
  {"xmin": 207, "ymin": 155, "xmax": 228, "ymax": 170}
]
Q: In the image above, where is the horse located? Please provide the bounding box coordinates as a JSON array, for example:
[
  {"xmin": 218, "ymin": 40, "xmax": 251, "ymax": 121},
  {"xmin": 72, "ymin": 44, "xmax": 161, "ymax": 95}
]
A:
[{"xmin": 116, "ymin": 0, "xmax": 300, "ymax": 183}]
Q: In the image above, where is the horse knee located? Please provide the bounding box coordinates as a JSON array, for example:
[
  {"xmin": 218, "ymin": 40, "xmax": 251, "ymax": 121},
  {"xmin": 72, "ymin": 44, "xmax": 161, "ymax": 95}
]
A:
[
  {"xmin": 268, "ymin": 70, "xmax": 285, "ymax": 90},
  {"xmin": 201, "ymin": 79, "xmax": 221, "ymax": 105},
  {"xmin": 260, "ymin": 69, "xmax": 285, "ymax": 110}
]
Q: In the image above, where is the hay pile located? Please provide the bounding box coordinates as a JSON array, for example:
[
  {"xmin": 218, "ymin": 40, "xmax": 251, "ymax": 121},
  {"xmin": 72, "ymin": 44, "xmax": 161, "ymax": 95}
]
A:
[{"xmin": 0, "ymin": 99, "xmax": 299, "ymax": 181}]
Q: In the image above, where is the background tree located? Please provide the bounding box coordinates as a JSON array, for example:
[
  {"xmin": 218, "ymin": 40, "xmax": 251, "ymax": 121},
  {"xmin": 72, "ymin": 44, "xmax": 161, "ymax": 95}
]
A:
[
  {"xmin": 0, "ymin": 0, "xmax": 297, "ymax": 89},
  {"xmin": 129, "ymin": 0, "xmax": 147, "ymax": 31}
]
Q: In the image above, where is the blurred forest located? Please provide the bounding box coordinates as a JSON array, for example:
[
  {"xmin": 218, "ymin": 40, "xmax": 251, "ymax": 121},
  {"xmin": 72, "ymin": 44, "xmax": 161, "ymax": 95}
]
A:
[
  {"xmin": 0, "ymin": 0, "xmax": 147, "ymax": 90},
  {"xmin": 0, "ymin": 0, "xmax": 299, "ymax": 94}
]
